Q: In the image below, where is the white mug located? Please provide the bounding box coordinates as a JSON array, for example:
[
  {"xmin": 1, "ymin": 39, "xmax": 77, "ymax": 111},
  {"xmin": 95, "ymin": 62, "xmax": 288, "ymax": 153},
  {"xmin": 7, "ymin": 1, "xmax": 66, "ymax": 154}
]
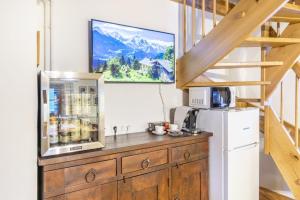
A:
[
  {"xmin": 155, "ymin": 125, "xmax": 164, "ymax": 133},
  {"xmin": 169, "ymin": 124, "xmax": 179, "ymax": 131}
]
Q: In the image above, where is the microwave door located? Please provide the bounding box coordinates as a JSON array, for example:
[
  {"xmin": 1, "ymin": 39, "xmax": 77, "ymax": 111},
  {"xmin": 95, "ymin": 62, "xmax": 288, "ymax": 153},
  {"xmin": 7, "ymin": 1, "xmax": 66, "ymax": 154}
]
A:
[
  {"xmin": 211, "ymin": 88, "xmax": 223, "ymax": 108},
  {"xmin": 211, "ymin": 87, "xmax": 231, "ymax": 108},
  {"xmin": 221, "ymin": 88, "xmax": 231, "ymax": 108}
]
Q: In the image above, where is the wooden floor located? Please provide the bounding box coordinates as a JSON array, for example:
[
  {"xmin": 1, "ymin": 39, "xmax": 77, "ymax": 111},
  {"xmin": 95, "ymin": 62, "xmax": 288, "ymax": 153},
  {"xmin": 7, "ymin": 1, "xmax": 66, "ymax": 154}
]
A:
[{"xmin": 260, "ymin": 187, "xmax": 294, "ymax": 200}]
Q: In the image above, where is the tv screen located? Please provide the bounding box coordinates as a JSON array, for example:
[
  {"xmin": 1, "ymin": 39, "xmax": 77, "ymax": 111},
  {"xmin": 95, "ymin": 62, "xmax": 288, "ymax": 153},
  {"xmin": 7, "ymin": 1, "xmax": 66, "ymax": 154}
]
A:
[{"xmin": 90, "ymin": 19, "xmax": 175, "ymax": 83}]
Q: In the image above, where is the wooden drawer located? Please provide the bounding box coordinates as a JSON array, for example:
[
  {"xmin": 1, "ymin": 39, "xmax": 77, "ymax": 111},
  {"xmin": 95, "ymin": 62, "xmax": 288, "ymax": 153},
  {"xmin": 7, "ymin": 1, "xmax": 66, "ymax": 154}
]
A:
[
  {"xmin": 64, "ymin": 159, "xmax": 116, "ymax": 188},
  {"xmin": 171, "ymin": 142, "xmax": 208, "ymax": 163},
  {"xmin": 122, "ymin": 149, "xmax": 168, "ymax": 174},
  {"xmin": 46, "ymin": 182, "xmax": 117, "ymax": 200},
  {"xmin": 44, "ymin": 159, "xmax": 116, "ymax": 196}
]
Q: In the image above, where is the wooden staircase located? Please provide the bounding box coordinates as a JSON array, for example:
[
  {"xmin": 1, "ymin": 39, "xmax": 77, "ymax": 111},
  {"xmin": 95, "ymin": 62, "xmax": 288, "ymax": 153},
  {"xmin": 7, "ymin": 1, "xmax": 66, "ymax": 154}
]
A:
[{"xmin": 172, "ymin": 0, "xmax": 300, "ymax": 199}]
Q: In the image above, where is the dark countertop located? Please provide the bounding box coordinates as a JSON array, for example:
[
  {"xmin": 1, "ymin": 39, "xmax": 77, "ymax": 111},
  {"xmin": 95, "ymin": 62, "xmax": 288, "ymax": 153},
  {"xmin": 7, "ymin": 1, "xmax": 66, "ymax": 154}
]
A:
[{"xmin": 38, "ymin": 131, "xmax": 212, "ymax": 166}]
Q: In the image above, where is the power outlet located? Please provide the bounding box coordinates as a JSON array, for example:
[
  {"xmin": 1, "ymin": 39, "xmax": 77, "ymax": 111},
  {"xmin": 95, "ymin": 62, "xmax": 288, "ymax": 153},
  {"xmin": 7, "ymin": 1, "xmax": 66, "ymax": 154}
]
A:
[{"xmin": 111, "ymin": 124, "xmax": 131, "ymax": 135}]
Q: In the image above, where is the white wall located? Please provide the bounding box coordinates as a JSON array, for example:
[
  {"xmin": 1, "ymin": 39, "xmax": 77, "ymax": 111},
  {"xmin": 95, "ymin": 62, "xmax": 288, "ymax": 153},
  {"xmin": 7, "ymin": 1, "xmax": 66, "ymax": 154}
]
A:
[
  {"xmin": 44, "ymin": 0, "xmax": 182, "ymax": 135},
  {"xmin": 0, "ymin": 0, "xmax": 37, "ymax": 200}
]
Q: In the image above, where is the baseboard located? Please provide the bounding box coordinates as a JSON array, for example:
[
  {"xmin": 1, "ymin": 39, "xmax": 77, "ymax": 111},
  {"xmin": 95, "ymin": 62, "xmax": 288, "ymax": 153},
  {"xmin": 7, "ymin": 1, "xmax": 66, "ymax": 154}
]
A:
[{"xmin": 260, "ymin": 187, "xmax": 294, "ymax": 200}]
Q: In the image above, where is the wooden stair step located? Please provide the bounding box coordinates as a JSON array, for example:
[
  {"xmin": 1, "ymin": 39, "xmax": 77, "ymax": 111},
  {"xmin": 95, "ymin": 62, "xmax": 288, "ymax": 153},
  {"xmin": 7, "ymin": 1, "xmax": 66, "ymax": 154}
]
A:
[
  {"xmin": 241, "ymin": 37, "xmax": 300, "ymax": 47},
  {"xmin": 236, "ymin": 98, "xmax": 261, "ymax": 103},
  {"xmin": 260, "ymin": 187, "xmax": 294, "ymax": 200},
  {"xmin": 272, "ymin": 3, "xmax": 300, "ymax": 23},
  {"xmin": 184, "ymin": 81, "xmax": 271, "ymax": 88},
  {"xmin": 211, "ymin": 61, "xmax": 283, "ymax": 69},
  {"xmin": 248, "ymin": 102, "xmax": 265, "ymax": 112},
  {"xmin": 271, "ymin": 15, "xmax": 300, "ymax": 23}
]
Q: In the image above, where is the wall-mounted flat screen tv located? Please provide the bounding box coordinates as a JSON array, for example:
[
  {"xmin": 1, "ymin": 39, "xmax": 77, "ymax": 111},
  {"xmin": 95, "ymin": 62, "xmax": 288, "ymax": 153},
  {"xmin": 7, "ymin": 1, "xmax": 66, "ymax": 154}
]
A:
[{"xmin": 90, "ymin": 19, "xmax": 175, "ymax": 83}]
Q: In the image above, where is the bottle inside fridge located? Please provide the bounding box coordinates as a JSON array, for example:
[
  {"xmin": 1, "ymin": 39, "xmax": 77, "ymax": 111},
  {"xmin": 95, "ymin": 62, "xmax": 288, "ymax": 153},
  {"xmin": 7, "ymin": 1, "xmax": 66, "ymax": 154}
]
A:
[{"xmin": 49, "ymin": 78, "xmax": 99, "ymax": 146}]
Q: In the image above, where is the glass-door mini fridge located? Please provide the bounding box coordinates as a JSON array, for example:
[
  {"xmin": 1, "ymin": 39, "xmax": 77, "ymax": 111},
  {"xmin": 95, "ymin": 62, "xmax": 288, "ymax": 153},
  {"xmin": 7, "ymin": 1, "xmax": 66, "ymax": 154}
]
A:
[{"xmin": 39, "ymin": 71, "xmax": 105, "ymax": 157}]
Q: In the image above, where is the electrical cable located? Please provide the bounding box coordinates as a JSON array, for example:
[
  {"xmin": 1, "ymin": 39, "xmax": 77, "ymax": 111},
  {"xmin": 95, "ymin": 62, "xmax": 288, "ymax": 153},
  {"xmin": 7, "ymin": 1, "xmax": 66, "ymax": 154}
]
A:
[{"xmin": 159, "ymin": 84, "xmax": 167, "ymax": 121}]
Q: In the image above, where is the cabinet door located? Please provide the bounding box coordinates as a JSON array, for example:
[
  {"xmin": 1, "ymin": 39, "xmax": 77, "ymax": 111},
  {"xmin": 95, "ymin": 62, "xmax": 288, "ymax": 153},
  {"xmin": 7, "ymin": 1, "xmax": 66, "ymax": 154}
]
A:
[
  {"xmin": 46, "ymin": 182, "xmax": 117, "ymax": 200},
  {"xmin": 118, "ymin": 169, "xmax": 169, "ymax": 200},
  {"xmin": 171, "ymin": 159, "xmax": 208, "ymax": 200}
]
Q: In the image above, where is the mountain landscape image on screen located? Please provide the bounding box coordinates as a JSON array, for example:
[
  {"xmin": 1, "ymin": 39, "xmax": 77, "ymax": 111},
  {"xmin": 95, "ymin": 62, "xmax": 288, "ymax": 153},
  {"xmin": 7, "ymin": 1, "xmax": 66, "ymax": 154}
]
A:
[{"xmin": 91, "ymin": 20, "xmax": 175, "ymax": 83}]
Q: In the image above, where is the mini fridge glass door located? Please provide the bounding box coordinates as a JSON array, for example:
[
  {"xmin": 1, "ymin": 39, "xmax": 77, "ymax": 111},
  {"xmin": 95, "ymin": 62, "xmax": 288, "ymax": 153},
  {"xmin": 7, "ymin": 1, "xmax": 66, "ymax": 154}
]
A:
[{"xmin": 39, "ymin": 71, "xmax": 105, "ymax": 157}]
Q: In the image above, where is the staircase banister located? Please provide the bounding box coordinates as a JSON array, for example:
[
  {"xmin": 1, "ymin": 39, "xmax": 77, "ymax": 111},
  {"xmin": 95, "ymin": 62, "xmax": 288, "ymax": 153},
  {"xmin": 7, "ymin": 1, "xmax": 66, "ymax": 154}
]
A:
[{"xmin": 176, "ymin": 0, "xmax": 289, "ymax": 88}]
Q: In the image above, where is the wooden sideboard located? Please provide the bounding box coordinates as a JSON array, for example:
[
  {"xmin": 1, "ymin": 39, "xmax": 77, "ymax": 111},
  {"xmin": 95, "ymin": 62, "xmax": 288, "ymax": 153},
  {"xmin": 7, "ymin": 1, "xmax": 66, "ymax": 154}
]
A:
[{"xmin": 38, "ymin": 132, "xmax": 212, "ymax": 200}]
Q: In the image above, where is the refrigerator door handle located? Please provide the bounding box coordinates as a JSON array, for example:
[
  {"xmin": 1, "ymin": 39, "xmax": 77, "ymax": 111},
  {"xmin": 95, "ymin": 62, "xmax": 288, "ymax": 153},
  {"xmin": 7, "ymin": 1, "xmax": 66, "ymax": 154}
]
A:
[{"xmin": 230, "ymin": 142, "xmax": 259, "ymax": 151}]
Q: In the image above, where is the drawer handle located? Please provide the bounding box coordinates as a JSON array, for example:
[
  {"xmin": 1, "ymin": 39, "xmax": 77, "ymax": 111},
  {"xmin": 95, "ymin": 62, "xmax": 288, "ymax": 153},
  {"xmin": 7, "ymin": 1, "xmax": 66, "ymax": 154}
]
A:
[
  {"xmin": 85, "ymin": 168, "xmax": 97, "ymax": 183},
  {"xmin": 141, "ymin": 158, "xmax": 151, "ymax": 169},
  {"xmin": 184, "ymin": 151, "xmax": 191, "ymax": 160}
]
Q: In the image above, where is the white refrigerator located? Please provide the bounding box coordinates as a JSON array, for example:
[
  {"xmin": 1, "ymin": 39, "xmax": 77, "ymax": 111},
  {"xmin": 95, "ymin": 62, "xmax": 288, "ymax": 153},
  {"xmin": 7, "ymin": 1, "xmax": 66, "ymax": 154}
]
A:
[{"xmin": 196, "ymin": 108, "xmax": 259, "ymax": 200}]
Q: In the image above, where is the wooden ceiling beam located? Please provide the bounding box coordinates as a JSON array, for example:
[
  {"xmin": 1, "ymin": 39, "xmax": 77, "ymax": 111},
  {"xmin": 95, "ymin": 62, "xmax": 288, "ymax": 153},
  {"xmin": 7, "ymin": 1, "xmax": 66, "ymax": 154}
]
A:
[{"xmin": 176, "ymin": 0, "xmax": 289, "ymax": 88}]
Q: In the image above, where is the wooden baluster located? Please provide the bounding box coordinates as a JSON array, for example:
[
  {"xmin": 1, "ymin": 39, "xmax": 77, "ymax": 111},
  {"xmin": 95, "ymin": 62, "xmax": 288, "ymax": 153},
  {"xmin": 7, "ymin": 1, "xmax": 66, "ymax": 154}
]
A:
[
  {"xmin": 277, "ymin": 22, "xmax": 281, "ymax": 37},
  {"xmin": 183, "ymin": 0, "xmax": 187, "ymax": 53},
  {"xmin": 295, "ymin": 75, "xmax": 299, "ymax": 147},
  {"xmin": 261, "ymin": 23, "xmax": 270, "ymax": 154},
  {"xmin": 225, "ymin": 0, "xmax": 229, "ymax": 14},
  {"xmin": 202, "ymin": 0, "xmax": 206, "ymax": 38},
  {"xmin": 261, "ymin": 23, "xmax": 270, "ymax": 106},
  {"xmin": 213, "ymin": 0, "xmax": 217, "ymax": 27},
  {"xmin": 192, "ymin": 0, "xmax": 196, "ymax": 46},
  {"xmin": 280, "ymin": 82, "xmax": 284, "ymax": 124}
]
